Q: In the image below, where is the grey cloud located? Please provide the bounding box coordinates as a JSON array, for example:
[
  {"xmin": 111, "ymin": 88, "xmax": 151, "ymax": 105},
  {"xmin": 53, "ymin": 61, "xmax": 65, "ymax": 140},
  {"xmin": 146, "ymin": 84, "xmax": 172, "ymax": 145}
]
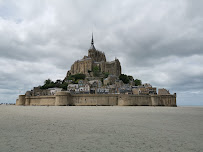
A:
[{"xmin": 0, "ymin": 0, "xmax": 203, "ymax": 105}]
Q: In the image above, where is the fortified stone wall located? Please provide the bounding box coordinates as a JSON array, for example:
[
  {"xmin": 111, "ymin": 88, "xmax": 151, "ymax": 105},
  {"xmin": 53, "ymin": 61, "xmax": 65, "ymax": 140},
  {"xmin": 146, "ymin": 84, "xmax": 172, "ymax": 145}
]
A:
[
  {"xmin": 151, "ymin": 95, "xmax": 176, "ymax": 106},
  {"xmin": 26, "ymin": 96, "xmax": 55, "ymax": 106},
  {"xmin": 16, "ymin": 92, "xmax": 176, "ymax": 107},
  {"xmin": 16, "ymin": 95, "xmax": 25, "ymax": 106},
  {"xmin": 118, "ymin": 95, "xmax": 152, "ymax": 106},
  {"xmin": 72, "ymin": 94, "xmax": 118, "ymax": 106}
]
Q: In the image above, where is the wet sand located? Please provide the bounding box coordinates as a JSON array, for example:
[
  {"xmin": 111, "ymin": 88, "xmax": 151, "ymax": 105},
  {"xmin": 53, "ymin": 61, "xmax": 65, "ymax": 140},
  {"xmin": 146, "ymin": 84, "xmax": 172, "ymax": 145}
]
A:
[{"xmin": 0, "ymin": 106, "xmax": 202, "ymax": 152}]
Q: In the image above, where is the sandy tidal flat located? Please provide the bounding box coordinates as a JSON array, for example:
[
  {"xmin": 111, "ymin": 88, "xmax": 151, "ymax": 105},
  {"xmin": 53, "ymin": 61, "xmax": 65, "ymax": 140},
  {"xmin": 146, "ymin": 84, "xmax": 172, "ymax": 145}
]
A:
[{"xmin": 0, "ymin": 106, "xmax": 202, "ymax": 152}]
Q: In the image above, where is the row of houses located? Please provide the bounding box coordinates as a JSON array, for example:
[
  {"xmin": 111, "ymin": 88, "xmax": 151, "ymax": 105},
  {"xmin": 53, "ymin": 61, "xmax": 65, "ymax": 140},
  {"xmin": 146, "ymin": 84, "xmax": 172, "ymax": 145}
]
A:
[
  {"xmin": 26, "ymin": 77, "xmax": 171, "ymax": 96},
  {"xmin": 67, "ymin": 80, "xmax": 171, "ymax": 95},
  {"xmin": 26, "ymin": 87, "xmax": 62, "ymax": 96},
  {"xmin": 132, "ymin": 83, "xmax": 156, "ymax": 95},
  {"xmin": 67, "ymin": 80, "xmax": 109, "ymax": 94}
]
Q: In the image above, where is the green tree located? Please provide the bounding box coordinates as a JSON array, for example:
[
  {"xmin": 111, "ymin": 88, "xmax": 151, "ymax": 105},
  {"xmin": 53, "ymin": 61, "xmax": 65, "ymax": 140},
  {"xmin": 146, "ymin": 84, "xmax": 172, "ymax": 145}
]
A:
[
  {"xmin": 103, "ymin": 72, "xmax": 109, "ymax": 78},
  {"xmin": 128, "ymin": 75, "xmax": 134, "ymax": 81},
  {"xmin": 59, "ymin": 82, "xmax": 68, "ymax": 90},
  {"xmin": 41, "ymin": 78, "xmax": 69, "ymax": 90},
  {"xmin": 119, "ymin": 74, "xmax": 129, "ymax": 84},
  {"xmin": 66, "ymin": 74, "xmax": 86, "ymax": 83},
  {"xmin": 134, "ymin": 79, "xmax": 142, "ymax": 86},
  {"xmin": 44, "ymin": 79, "xmax": 52, "ymax": 85},
  {"xmin": 93, "ymin": 66, "xmax": 100, "ymax": 77},
  {"xmin": 72, "ymin": 74, "xmax": 86, "ymax": 81},
  {"xmin": 67, "ymin": 75, "xmax": 74, "ymax": 80},
  {"xmin": 40, "ymin": 79, "xmax": 55, "ymax": 89}
]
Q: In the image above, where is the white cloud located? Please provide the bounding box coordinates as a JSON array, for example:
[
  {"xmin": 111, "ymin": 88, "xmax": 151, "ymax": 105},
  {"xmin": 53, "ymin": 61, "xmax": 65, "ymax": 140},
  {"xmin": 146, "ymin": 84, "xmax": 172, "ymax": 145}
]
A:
[{"xmin": 0, "ymin": 0, "xmax": 203, "ymax": 105}]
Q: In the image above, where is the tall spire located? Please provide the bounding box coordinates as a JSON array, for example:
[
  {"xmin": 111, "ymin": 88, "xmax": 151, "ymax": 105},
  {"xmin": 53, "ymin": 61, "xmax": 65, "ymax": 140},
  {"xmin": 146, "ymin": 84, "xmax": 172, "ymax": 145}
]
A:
[
  {"xmin": 89, "ymin": 32, "xmax": 96, "ymax": 50},
  {"xmin": 91, "ymin": 33, "xmax": 94, "ymax": 45}
]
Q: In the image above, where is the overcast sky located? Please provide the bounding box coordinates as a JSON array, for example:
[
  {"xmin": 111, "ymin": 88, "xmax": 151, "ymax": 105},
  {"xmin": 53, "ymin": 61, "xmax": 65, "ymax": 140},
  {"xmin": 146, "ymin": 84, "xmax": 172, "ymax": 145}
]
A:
[{"xmin": 0, "ymin": 0, "xmax": 203, "ymax": 105}]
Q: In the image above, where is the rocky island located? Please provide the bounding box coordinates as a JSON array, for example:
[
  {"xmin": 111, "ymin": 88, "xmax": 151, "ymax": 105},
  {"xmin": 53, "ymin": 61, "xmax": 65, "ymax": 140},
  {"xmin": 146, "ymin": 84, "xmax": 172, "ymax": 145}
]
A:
[{"xmin": 16, "ymin": 35, "xmax": 176, "ymax": 106}]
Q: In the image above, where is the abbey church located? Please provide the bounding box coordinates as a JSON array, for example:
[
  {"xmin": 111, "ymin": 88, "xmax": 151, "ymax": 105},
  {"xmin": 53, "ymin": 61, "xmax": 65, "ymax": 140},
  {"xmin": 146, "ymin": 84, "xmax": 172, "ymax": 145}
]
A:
[{"xmin": 67, "ymin": 34, "xmax": 121, "ymax": 77}]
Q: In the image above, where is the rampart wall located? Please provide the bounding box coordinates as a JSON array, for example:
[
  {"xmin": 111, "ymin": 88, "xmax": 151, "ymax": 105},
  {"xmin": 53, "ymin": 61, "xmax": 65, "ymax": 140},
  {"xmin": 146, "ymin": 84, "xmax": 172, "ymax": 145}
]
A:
[{"xmin": 16, "ymin": 92, "xmax": 176, "ymax": 106}]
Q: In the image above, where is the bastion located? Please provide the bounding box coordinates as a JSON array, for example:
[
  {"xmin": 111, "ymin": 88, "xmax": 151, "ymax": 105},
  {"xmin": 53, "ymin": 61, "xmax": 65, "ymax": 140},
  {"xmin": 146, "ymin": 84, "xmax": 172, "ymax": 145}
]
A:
[{"xmin": 16, "ymin": 92, "xmax": 177, "ymax": 107}]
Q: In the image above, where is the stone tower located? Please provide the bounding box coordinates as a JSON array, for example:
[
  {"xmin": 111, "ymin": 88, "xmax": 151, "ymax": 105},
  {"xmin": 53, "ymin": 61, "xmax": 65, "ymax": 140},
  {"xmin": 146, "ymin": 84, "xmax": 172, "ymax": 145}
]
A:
[
  {"xmin": 88, "ymin": 33, "xmax": 106, "ymax": 62},
  {"xmin": 67, "ymin": 34, "xmax": 121, "ymax": 77}
]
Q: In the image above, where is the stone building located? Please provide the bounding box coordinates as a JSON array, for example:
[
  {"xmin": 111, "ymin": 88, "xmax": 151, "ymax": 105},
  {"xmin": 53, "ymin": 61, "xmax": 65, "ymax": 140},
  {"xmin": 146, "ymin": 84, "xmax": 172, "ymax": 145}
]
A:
[
  {"xmin": 103, "ymin": 75, "xmax": 118, "ymax": 85},
  {"xmin": 158, "ymin": 88, "xmax": 170, "ymax": 95},
  {"xmin": 66, "ymin": 34, "xmax": 121, "ymax": 77},
  {"xmin": 26, "ymin": 87, "xmax": 51, "ymax": 96},
  {"xmin": 132, "ymin": 84, "xmax": 157, "ymax": 95}
]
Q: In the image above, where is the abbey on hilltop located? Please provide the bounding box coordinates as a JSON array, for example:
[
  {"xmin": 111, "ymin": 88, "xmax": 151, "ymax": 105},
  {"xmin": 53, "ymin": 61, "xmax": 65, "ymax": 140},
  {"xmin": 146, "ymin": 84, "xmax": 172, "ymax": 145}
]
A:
[
  {"xmin": 16, "ymin": 34, "xmax": 177, "ymax": 107},
  {"xmin": 66, "ymin": 34, "xmax": 121, "ymax": 77}
]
